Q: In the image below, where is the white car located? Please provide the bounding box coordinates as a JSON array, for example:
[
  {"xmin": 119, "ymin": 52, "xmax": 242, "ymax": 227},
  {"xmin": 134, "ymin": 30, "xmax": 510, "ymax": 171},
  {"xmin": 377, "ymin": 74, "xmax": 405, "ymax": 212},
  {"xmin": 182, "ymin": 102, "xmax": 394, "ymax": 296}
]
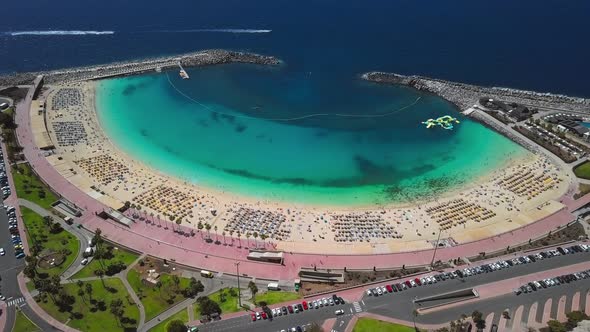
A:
[
  {"xmin": 335, "ymin": 309, "xmax": 344, "ymax": 315},
  {"xmin": 0, "ymin": 248, "xmax": 5, "ymax": 256}
]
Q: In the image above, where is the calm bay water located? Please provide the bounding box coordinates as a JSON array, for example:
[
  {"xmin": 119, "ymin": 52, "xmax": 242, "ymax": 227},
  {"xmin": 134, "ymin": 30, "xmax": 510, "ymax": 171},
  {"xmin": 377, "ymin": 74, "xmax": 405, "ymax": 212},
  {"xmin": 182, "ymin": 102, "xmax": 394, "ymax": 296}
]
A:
[
  {"xmin": 1, "ymin": 0, "xmax": 587, "ymax": 204},
  {"xmin": 96, "ymin": 64, "xmax": 526, "ymax": 205}
]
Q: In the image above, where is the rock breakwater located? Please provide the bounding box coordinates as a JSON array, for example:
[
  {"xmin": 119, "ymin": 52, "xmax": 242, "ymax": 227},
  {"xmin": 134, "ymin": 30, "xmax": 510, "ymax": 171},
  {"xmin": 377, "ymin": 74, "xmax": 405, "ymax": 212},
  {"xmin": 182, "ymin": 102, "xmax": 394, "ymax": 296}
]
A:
[
  {"xmin": 0, "ymin": 49, "xmax": 280, "ymax": 86},
  {"xmin": 362, "ymin": 72, "xmax": 590, "ymax": 112}
]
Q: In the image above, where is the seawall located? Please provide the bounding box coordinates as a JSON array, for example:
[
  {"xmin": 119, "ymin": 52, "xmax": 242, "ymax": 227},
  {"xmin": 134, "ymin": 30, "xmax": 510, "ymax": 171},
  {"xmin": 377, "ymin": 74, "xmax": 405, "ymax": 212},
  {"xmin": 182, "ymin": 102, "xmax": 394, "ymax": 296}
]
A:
[{"xmin": 0, "ymin": 49, "xmax": 280, "ymax": 86}]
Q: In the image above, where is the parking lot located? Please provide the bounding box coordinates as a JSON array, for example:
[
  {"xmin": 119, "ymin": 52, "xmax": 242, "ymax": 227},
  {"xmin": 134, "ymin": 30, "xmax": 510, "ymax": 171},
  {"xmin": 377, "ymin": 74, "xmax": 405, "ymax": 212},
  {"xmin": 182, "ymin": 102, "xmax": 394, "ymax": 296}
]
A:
[
  {"xmin": 196, "ymin": 244, "xmax": 590, "ymax": 332},
  {"xmin": 365, "ymin": 243, "xmax": 590, "ymax": 298},
  {"xmin": 1, "ymin": 148, "xmax": 10, "ymax": 199}
]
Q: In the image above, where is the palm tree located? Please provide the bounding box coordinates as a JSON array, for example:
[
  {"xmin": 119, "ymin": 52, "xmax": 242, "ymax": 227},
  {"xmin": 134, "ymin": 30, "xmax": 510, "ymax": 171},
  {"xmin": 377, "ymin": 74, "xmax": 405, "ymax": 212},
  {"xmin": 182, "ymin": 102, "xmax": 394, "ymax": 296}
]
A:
[
  {"xmin": 25, "ymin": 255, "xmax": 39, "ymax": 275},
  {"xmin": 222, "ymin": 231, "xmax": 226, "ymax": 244},
  {"xmin": 205, "ymin": 223, "xmax": 212, "ymax": 240},
  {"xmin": 110, "ymin": 299, "xmax": 124, "ymax": 326},
  {"xmin": 85, "ymin": 283, "xmax": 93, "ymax": 302},
  {"xmin": 247, "ymin": 281, "xmax": 258, "ymax": 304},
  {"xmin": 246, "ymin": 232, "xmax": 251, "ymax": 247},
  {"xmin": 94, "ymin": 269, "xmax": 105, "ymax": 287},
  {"xmin": 260, "ymin": 234, "xmax": 268, "ymax": 248},
  {"xmin": 236, "ymin": 231, "xmax": 241, "ymax": 248},
  {"xmin": 253, "ymin": 232, "xmax": 259, "ymax": 248},
  {"xmin": 229, "ymin": 230, "xmax": 234, "ymax": 245},
  {"xmin": 214, "ymin": 225, "xmax": 218, "ymax": 242}
]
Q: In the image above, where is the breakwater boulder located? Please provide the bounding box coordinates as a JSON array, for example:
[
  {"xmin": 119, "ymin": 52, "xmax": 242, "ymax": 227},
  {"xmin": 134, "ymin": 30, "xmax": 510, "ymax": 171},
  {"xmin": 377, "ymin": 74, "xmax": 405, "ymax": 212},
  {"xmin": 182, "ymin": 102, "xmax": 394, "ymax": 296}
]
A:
[
  {"xmin": 0, "ymin": 49, "xmax": 281, "ymax": 87},
  {"xmin": 362, "ymin": 72, "xmax": 590, "ymax": 113}
]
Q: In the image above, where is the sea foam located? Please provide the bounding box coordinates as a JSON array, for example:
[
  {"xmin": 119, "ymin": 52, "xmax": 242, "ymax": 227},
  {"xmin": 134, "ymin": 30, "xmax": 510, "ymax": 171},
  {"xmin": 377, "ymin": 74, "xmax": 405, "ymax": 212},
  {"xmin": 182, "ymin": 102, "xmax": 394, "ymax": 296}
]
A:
[
  {"xmin": 6, "ymin": 30, "xmax": 115, "ymax": 36},
  {"xmin": 152, "ymin": 29, "xmax": 271, "ymax": 33}
]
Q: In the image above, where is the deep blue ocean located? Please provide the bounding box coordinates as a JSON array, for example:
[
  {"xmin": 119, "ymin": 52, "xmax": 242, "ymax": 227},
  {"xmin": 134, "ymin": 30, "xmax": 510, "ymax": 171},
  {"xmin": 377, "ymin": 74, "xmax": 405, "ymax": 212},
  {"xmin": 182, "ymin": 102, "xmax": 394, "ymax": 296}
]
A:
[{"xmin": 1, "ymin": 0, "xmax": 589, "ymax": 96}]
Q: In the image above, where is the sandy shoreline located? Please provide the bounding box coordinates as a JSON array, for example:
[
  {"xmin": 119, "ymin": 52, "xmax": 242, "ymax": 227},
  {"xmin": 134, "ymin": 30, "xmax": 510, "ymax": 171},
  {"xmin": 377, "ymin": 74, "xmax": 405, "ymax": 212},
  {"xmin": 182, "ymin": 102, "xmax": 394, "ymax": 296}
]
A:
[{"xmin": 34, "ymin": 71, "xmax": 572, "ymax": 254}]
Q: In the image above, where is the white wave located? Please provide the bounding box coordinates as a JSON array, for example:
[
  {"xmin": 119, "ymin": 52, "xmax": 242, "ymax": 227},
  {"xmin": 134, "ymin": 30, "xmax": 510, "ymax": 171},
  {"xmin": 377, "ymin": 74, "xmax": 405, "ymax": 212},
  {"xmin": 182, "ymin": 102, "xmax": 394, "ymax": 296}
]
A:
[
  {"xmin": 154, "ymin": 29, "xmax": 271, "ymax": 34},
  {"xmin": 6, "ymin": 30, "xmax": 115, "ymax": 36}
]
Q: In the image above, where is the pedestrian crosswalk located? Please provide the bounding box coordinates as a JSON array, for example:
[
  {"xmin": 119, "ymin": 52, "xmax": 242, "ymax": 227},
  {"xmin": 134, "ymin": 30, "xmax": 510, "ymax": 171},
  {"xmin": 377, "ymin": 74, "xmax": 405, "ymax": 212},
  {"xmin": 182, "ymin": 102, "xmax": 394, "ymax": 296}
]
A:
[
  {"xmin": 6, "ymin": 297, "xmax": 25, "ymax": 307},
  {"xmin": 353, "ymin": 301, "xmax": 362, "ymax": 313}
]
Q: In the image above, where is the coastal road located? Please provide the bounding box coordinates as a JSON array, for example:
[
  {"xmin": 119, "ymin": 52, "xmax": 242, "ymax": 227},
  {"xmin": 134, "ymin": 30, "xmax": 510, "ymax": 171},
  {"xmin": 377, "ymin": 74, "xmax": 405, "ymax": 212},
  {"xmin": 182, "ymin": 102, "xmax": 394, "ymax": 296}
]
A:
[{"xmin": 196, "ymin": 249, "xmax": 590, "ymax": 332}]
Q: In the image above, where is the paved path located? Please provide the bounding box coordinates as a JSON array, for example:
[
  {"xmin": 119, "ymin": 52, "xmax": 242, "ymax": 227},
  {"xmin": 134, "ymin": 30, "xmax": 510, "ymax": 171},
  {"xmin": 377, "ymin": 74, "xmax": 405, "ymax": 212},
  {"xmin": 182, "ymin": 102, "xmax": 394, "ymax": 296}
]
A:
[
  {"xmin": 120, "ymin": 254, "xmax": 147, "ymax": 330},
  {"xmin": 140, "ymin": 297, "xmax": 195, "ymax": 332}
]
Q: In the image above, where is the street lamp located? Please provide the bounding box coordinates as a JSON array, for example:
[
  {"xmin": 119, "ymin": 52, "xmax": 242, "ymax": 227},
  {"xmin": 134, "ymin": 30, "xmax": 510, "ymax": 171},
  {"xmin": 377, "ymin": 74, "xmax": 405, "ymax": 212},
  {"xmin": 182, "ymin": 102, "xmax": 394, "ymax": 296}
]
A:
[
  {"xmin": 430, "ymin": 228, "xmax": 442, "ymax": 268},
  {"xmin": 235, "ymin": 262, "xmax": 241, "ymax": 307}
]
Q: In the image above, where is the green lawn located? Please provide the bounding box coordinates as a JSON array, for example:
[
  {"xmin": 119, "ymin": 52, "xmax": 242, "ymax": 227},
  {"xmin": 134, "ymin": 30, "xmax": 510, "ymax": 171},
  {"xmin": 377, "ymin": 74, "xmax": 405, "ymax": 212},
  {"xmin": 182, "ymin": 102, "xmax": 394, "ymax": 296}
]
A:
[
  {"xmin": 21, "ymin": 206, "xmax": 80, "ymax": 277},
  {"xmin": 574, "ymin": 161, "xmax": 590, "ymax": 180},
  {"xmin": 127, "ymin": 269, "xmax": 193, "ymax": 321},
  {"xmin": 352, "ymin": 318, "xmax": 419, "ymax": 332},
  {"xmin": 71, "ymin": 245, "xmax": 138, "ymax": 279},
  {"xmin": 36, "ymin": 278, "xmax": 140, "ymax": 332},
  {"xmin": 12, "ymin": 310, "xmax": 41, "ymax": 332},
  {"xmin": 11, "ymin": 163, "xmax": 59, "ymax": 209},
  {"xmin": 255, "ymin": 291, "xmax": 301, "ymax": 306},
  {"xmin": 193, "ymin": 287, "xmax": 242, "ymax": 318},
  {"xmin": 148, "ymin": 307, "xmax": 189, "ymax": 332}
]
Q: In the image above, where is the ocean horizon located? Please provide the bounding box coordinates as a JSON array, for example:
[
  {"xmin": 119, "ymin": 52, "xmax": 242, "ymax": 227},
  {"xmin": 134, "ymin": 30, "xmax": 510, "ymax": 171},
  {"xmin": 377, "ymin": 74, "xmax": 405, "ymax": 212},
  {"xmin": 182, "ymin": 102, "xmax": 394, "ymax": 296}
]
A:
[{"xmin": 0, "ymin": 0, "xmax": 589, "ymax": 97}]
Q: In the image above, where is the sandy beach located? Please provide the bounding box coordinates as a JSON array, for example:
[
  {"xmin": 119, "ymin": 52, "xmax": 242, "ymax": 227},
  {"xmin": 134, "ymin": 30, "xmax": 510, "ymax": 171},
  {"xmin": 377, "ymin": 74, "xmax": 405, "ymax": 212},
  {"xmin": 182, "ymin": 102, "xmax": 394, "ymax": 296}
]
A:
[{"xmin": 36, "ymin": 81, "xmax": 572, "ymax": 254}]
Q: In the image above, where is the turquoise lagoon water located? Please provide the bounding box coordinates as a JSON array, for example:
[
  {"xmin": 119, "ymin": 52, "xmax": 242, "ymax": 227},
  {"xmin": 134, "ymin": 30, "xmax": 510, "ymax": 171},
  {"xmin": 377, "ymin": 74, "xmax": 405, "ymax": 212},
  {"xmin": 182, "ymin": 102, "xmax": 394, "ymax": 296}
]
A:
[{"xmin": 95, "ymin": 64, "xmax": 528, "ymax": 206}]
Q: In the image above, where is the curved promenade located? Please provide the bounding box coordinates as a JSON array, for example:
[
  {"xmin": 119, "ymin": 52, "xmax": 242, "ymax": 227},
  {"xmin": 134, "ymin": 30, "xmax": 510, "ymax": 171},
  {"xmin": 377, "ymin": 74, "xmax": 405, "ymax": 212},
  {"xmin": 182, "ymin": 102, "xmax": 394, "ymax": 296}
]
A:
[{"xmin": 14, "ymin": 80, "xmax": 590, "ymax": 281}]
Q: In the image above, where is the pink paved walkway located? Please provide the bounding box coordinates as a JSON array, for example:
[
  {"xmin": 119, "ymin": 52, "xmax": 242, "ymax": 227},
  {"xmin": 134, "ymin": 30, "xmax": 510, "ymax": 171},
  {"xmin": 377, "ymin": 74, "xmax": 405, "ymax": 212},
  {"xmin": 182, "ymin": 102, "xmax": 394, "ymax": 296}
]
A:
[{"xmin": 13, "ymin": 83, "xmax": 590, "ymax": 280}]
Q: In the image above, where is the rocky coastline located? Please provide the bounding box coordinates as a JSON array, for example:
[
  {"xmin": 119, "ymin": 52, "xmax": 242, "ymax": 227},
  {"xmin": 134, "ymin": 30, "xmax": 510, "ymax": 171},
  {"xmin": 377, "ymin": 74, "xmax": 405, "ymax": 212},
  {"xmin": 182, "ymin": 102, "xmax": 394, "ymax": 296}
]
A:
[
  {"xmin": 362, "ymin": 72, "xmax": 590, "ymax": 113},
  {"xmin": 0, "ymin": 49, "xmax": 280, "ymax": 86}
]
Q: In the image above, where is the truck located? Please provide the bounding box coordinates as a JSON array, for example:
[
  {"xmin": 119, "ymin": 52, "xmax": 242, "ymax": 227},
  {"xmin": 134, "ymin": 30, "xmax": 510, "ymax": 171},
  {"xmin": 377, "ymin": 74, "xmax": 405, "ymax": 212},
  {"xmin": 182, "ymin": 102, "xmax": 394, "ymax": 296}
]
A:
[
  {"xmin": 200, "ymin": 270, "xmax": 214, "ymax": 278},
  {"xmin": 267, "ymin": 282, "xmax": 280, "ymax": 291}
]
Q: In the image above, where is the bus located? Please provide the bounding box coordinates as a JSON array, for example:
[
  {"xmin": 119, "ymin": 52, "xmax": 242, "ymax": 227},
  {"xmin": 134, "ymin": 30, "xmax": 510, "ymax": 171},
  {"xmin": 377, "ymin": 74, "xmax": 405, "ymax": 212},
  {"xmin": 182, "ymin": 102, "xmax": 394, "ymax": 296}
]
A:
[{"xmin": 200, "ymin": 270, "xmax": 214, "ymax": 278}]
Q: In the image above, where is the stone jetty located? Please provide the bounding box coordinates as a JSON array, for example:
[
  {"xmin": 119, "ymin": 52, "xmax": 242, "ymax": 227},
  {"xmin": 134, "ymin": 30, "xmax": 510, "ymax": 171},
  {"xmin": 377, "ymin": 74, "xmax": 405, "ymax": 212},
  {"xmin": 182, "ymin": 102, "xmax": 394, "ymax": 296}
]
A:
[
  {"xmin": 0, "ymin": 49, "xmax": 280, "ymax": 86},
  {"xmin": 362, "ymin": 72, "xmax": 590, "ymax": 113}
]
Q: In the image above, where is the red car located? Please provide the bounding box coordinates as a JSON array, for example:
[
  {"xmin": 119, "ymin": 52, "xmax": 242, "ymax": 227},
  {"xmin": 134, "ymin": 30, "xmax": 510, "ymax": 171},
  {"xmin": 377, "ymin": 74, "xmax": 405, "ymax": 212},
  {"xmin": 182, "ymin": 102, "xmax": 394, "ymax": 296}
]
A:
[
  {"xmin": 287, "ymin": 305, "xmax": 294, "ymax": 313},
  {"xmin": 251, "ymin": 313, "xmax": 256, "ymax": 321},
  {"xmin": 415, "ymin": 278, "xmax": 422, "ymax": 286},
  {"xmin": 385, "ymin": 285, "xmax": 393, "ymax": 293},
  {"xmin": 405, "ymin": 280, "xmax": 412, "ymax": 288},
  {"xmin": 302, "ymin": 301, "xmax": 308, "ymax": 310},
  {"xmin": 261, "ymin": 312, "xmax": 267, "ymax": 320}
]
